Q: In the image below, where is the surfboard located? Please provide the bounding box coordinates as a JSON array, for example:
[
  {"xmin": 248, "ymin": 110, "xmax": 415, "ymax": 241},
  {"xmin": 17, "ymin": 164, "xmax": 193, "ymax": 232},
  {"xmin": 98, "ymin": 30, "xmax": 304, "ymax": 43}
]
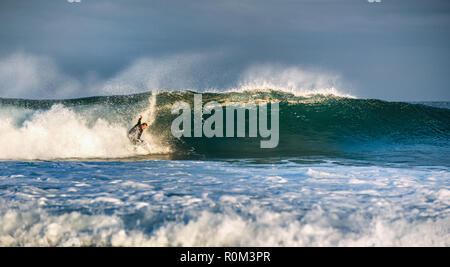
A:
[{"xmin": 134, "ymin": 139, "xmax": 151, "ymax": 152}]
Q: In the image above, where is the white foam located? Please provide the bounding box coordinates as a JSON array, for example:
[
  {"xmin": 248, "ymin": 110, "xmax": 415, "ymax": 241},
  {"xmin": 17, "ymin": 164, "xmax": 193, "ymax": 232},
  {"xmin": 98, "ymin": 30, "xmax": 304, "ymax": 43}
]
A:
[
  {"xmin": 91, "ymin": 197, "xmax": 123, "ymax": 205},
  {"xmin": 437, "ymin": 189, "xmax": 450, "ymax": 205},
  {"xmin": 306, "ymin": 168, "xmax": 344, "ymax": 179},
  {"xmin": 0, "ymin": 105, "xmax": 134, "ymax": 160},
  {"xmin": 0, "ymin": 101, "xmax": 170, "ymax": 160},
  {"xmin": 120, "ymin": 181, "xmax": 153, "ymax": 190},
  {"xmin": 265, "ymin": 176, "xmax": 288, "ymax": 183},
  {"xmin": 0, "ymin": 202, "xmax": 447, "ymax": 247},
  {"xmin": 74, "ymin": 183, "xmax": 90, "ymax": 187},
  {"xmin": 0, "ymin": 159, "xmax": 448, "ymax": 247}
]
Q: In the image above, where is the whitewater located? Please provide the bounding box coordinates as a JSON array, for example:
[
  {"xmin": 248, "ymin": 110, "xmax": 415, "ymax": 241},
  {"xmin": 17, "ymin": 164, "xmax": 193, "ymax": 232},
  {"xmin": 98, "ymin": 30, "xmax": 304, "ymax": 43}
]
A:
[{"xmin": 0, "ymin": 89, "xmax": 449, "ymax": 246}]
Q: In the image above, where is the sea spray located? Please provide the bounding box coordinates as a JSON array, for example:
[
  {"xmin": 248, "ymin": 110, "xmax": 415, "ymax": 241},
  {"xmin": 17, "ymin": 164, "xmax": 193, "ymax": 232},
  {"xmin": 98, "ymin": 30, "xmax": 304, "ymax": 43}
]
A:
[
  {"xmin": 140, "ymin": 91, "xmax": 172, "ymax": 155},
  {"xmin": 0, "ymin": 105, "xmax": 133, "ymax": 160}
]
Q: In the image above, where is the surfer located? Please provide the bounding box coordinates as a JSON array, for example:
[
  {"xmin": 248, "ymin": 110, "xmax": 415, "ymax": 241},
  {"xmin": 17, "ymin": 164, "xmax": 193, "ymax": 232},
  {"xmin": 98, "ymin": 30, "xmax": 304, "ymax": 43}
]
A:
[{"xmin": 128, "ymin": 115, "xmax": 148, "ymax": 145}]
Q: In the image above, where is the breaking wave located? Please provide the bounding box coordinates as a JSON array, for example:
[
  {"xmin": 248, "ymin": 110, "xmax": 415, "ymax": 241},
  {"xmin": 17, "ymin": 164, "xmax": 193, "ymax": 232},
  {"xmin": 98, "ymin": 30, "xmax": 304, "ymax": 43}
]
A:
[{"xmin": 0, "ymin": 90, "xmax": 448, "ymax": 163}]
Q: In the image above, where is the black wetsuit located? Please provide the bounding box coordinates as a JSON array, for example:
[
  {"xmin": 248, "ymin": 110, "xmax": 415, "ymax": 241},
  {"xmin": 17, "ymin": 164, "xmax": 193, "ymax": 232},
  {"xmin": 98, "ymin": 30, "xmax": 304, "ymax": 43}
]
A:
[{"xmin": 128, "ymin": 117, "xmax": 144, "ymax": 145}]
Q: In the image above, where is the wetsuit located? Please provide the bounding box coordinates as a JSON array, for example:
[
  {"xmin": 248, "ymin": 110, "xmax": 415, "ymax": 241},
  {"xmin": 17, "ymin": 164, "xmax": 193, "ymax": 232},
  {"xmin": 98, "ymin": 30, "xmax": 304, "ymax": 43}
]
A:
[{"xmin": 128, "ymin": 117, "xmax": 144, "ymax": 145}]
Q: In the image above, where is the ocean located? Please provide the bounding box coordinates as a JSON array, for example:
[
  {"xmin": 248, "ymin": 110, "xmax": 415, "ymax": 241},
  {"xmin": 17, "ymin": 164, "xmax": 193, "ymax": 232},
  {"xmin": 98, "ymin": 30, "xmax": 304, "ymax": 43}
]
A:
[{"xmin": 0, "ymin": 90, "xmax": 449, "ymax": 246}]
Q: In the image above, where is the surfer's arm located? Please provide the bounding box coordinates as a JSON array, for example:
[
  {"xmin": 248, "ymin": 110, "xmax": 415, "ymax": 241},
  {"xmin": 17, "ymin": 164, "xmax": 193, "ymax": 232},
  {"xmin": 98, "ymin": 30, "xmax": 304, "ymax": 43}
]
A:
[{"xmin": 134, "ymin": 115, "xmax": 142, "ymax": 127}]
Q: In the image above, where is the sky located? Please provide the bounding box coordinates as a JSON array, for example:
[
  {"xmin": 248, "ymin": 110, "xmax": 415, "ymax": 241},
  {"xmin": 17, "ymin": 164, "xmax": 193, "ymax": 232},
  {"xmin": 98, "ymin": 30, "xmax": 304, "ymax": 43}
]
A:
[{"xmin": 0, "ymin": 0, "xmax": 449, "ymax": 100}]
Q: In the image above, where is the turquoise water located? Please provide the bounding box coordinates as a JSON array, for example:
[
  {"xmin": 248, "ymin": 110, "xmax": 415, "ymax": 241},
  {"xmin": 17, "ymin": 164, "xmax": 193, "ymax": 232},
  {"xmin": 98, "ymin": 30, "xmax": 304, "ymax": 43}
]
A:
[{"xmin": 0, "ymin": 91, "xmax": 448, "ymax": 246}]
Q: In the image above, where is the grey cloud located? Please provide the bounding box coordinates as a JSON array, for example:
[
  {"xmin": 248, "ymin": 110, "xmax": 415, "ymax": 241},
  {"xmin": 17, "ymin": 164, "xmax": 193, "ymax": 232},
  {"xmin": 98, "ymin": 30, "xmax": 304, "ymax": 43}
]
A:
[{"xmin": 0, "ymin": 0, "xmax": 449, "ymax": 100}]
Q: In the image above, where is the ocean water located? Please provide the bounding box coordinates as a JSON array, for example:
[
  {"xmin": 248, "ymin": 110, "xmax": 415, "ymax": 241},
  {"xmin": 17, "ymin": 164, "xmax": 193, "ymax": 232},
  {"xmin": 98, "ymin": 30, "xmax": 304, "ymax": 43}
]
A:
[{"xmin": 0, "ymin": 90, "xmax": 449, "ymax": 246}]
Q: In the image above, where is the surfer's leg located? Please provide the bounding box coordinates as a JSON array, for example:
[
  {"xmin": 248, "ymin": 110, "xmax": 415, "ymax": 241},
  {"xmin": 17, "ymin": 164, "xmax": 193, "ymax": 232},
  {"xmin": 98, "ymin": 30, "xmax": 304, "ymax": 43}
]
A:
[{"xmin": 129, "ymin": 137, "xmax": 139, "ymax": 146}]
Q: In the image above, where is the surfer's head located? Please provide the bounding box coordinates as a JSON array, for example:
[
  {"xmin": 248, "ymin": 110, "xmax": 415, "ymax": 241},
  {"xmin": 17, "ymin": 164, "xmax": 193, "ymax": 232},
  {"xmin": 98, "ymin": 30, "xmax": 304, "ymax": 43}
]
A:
[{"xmin": 141, "ymin": 123, "xmax": 148, "ymax": 130}]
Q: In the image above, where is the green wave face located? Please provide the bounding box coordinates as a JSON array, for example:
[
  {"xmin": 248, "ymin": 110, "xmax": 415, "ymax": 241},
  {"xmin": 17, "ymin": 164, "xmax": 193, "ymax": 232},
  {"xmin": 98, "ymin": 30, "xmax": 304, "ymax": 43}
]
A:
[{"xmin": 1, "ymin": 90, "xmax": 449, "ymax": 164}]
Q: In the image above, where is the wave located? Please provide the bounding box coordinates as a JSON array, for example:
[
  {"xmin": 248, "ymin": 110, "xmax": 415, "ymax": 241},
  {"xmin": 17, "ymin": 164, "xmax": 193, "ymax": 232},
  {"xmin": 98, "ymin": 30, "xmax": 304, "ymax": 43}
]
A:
[{"xmin": 0, "ymin": 90, "xmax": 449, "ymax": 162}]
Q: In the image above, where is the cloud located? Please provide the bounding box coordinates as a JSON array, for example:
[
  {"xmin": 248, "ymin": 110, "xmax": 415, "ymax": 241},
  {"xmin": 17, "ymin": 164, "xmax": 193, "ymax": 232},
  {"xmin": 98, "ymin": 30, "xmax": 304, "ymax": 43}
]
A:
[{"xmin": 1, "ymin": 0, "xmax": 449, "ymax": 101}]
